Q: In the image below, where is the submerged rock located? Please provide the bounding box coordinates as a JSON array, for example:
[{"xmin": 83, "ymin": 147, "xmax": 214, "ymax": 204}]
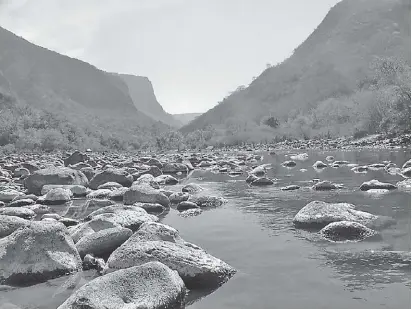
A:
[
  {"xmin": 360, "ymin": 179, "xmax": 397, "ymax": 191},
  {"xmin": 58, "ymin": 262, "xmax": 186, "ymax": 309},
  {"xmin": 0, "ymin": 221, "xmax": 82, "ymax": 285},
  {"xmin": 320, "ymin": 221, "xmax": 377, "ymax": 242}
]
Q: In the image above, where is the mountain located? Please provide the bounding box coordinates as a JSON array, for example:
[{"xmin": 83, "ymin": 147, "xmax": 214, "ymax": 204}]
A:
[
  {"xmin": 173, "ymin": 113, "xmax": 202, "ymax": 126},
  {"xmin": 0, "ymin": 26, "xmax": 170, "ymax": 151},
  {"xmin": 181, "ymin": 0, "xmax": 411, "ymax": 140},
  {"xmin": 114, "ymin": 74, "xmax": 181, "ymax": 127}
]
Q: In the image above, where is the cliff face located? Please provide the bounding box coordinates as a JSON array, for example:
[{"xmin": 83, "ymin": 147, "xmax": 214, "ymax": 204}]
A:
[
  {"xmin": 181, "ymin": 0, "xmax": 411, "ymax": 133},
  {"xmin": 116, "ymin": 74, "xmax": 181, "ymax": 127}
]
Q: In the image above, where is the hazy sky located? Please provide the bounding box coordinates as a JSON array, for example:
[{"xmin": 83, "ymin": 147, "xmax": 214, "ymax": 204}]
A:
[{"xmin": 0, "ymin": 0, "xmax": 340, "ymax": 114}]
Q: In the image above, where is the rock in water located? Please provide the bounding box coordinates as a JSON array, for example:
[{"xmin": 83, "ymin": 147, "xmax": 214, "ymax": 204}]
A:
[
  {"xmin": 320, "ymin": 221, "xmax": 377, "ymax": 242},
  {"xmin": 312, "ymin": 180, "xmax": 340, "ymax": 191},
  {"xmin": 177, "ymin": 201, "xmax": 199, "ymax": 211},
  {"xmin": 58, "ymin": 261, "xmax": 186, "ymax": 309},
  {"xmin": 76, "ymin": 227, "xmax": 132, "ymax": 259},
  {"xmin": 312, "ymin": 161, "xmax": 328, "ymax": 168},
  {"xmin": 250, "ymin": 177, "xmax": 274, "ymax": 186},
  {"xmin": 89, "ymin": 169, "xmax": 133, "ymax": 190},
  {"xmin": 107, "ymin": 239, "xmax": 235, "ymax": 289},
  {"xmin": 282, "ymin": 160, "xmax": 297, "ymax": 167},
  {"xmin": 0, "ymin": 221, "xmax": 82, "ymax": 285},
  {"xmin": 169, "ymin": 192, "xmax": 190, "ymax": 204},
  {"xmin": 24, "ymin": 167, "xmax": 88, "ymax": 195},
  {"xmin": 181, "ymin": 183, "xmax": 203, "ymax": 193},
  {"xmin": 188, "ymin": 195, "xmax": 226, "ymax": 208},
  {"xmin": 124, "ymin": 185, "xmax": 170, "ymax": 207},
  {"xmin": 43, "ymin": 188, "xmax": 72, "ymax": 204},
  {"xmin": 293, "ymin": 201, "xmax": 378, "ymax": 229},
  {"xmin": 360, "ymin": 179, "xmax": 397, "ymax": 191}
]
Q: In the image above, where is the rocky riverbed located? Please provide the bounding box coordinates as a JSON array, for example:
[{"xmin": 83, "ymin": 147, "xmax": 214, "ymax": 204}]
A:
[{"xmin": 0, "ymin": 145, "xmax": 410, "ymax": 308}]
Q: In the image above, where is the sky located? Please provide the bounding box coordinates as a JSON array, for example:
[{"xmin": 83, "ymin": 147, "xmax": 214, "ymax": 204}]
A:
[{"xmin": 0, "ymin": 0, "xmax": 340, "ymax": 114}]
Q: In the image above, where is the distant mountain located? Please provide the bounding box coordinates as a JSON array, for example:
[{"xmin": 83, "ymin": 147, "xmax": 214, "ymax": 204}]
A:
[
  {"xmin": 173, "ymin": 113, "xmax": 202, "ymax": 126},
  {"xmin": 0, "ymin": 26, "xmax": 169, "ymax": 151},
  {"xmin": 181, "ymin": 0, "xmax": 411, "ymax": 139},
  {"xmin": 114, "ymin": 74, "xmax": 181, "ymax": 127}
]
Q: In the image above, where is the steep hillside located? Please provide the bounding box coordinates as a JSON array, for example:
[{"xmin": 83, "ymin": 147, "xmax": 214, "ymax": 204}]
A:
[
  {"xmin": 0, "ymin": 26, "xmax": 160, "ymax": 126},
  {"xmin": 115, "ymin": 74, "xmax": 181, "ymax": 127},
  {"xmin": 173, "ymin": 113, "xmax": 202, "ymax": 126},
  {"xmin": 181, "ymin": 0, "xmax": 410, "ymax": 140},
  {"xmin": 0, "ymin": 26, "xmax": 170, "ymax": 151}
]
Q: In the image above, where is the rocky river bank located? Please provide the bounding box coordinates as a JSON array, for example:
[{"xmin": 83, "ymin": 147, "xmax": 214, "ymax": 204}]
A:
[{"xmin": 0, "ymin": 143, "xmax": 410, "ymax": 308}]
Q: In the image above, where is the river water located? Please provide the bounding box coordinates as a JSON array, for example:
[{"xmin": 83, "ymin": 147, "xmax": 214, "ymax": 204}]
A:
[{"xmin": 1, "ymin": 149, "xmax": 410, "ymax": 309}]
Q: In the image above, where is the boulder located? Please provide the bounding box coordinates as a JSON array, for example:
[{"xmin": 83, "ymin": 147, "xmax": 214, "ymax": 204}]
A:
[
  {"xmin": 154, "ymin": 174, "xmax": 178, "ymax": 185},
  {"xmin": 0, "ymin": 221, "xmax": 82, "ymax": 285},
  {"xmin": 313, "ymin": 161, "xmax": 328, "ymax": 168},
  {"xmin": 401, "ymin": 167, "xmax": 411, "ymax": 178},
  {"xmin": 97, "ymin": 182, "xmax": 123, "ymax": 190},
  {"xmin": 89, "ymin": 169, "xmax": 133, "ymax": 190},
  {"xmin": 86, "ymin": 205, "xmax": 158, "ymax": 232},
  {"xmin": 293, "ymin": 201, "xmax": 378, "ymax": 229},
  {"xmin": 162, "ymin": 163, "xmax": 188, "ymax": 174},
  {"xmin": 106, "ymin": 227, "xmax": 235, "ymax": 289},
  {"xmin": 360, "ymin": 179, "xmax": 397, "ymax": 191},
  {"xmin": 179, "ymin": 208, "xmax": 203, "ymax": 217},
  {"xmin": 282, "ymin": 160, "xmax": 297, "ymax": 167},
  {"xmin": 108, "ymin": 187, "xmax": 128, "ymax": 201},
  {"xmin": 124, "ymin": 185, "xmax": 170, "ymax": 207},
  {"xmin": 320, "ymin": 221, "xmax": 377, "ymax": 242},
  {"xmin": 41, "ymin": 184, "xmax": 88, "ymax": 197},
  {"xmin": 86, "ymin": 189, "xmax": 112, "ymax": 199},
  {"xmin": 7, "ymin": 198, "xmax": 35, "ymax": 208},
  {"xmin": 169, "ymin": 192, "xmax": 190, "ymax": 204},
  {"xmin": 76, "ymin": 227, "xmax": 132, "ymax": 258},
  {"xmin": 23, "ymin": 204, "xmax": 52, "ymax": 215},
  {"xmin": 250, "ymin": 177, "xmax": 274, "ymax": 186},
  {"xmin": 13, "ymin": 167, "xmax": 29, "ymax": 178},
  {"xmin": 246, "ymin": 174, "xmax": 259, "ymax": 184},
  {"xmin": 402, "ymin": 159, "xmax": 411, "ymax": 169},
  {"xmin": 0, "ymin": 189, "xmax": 24, "ymax": 203},
  {"xmin": 290, "ymin": 153, "xmax": 309, "ymax": 161},
  {"xmin": 82, "ymin": 254, "xmax": 105, "ymax": 273},
  {"xmin": 177, "ymin": 201, "xmax": 199, "ymax": 211},
  {"xmin": 64, "ymin": 150, "xmax": 88, "ymax": 167},
  {"xmin": 0, "ymin": 207, "xmax": 35, "ymax": 220},
  {"xmin": 0, "ymin": 215, "xmax": 30, "ymax": 238},
  {"xmin": 58, "ymin": 262, "xmax": 185, "ymax": 309},
  {"xmin": 182, "ymin": 183, "xmax": 203, "ymax": 193},
  {"xmin": 24, "ymin": 167, "xmax": 88, "ymax": 195},
  {"xmin": 42, "ymin": 188, "xmax": 72, "ymax": 205},
  {"xmin": 281, "ymin": 185, "xmax": 300, "ymax": 191},
  {"xmin": 188, "ymin": 195, "xmax": 226, "ymax": 208},
  {"xmin": 312, "ymin": 180, "xmax": 340, "ymax": 191},
  {"xmin": 133, "ymin": 202, "xmax": 166, "ymax": 214}
]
